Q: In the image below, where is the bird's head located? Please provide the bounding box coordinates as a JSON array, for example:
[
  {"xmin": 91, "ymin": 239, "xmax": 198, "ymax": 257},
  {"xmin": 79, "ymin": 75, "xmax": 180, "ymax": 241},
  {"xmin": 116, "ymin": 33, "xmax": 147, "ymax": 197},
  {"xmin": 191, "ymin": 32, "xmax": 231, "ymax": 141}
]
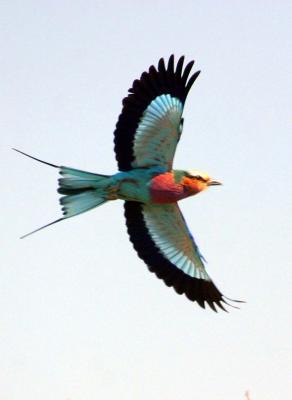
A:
[{"xmin": 181, "ymin": 170, "xmax": 222, "ymax": 195}]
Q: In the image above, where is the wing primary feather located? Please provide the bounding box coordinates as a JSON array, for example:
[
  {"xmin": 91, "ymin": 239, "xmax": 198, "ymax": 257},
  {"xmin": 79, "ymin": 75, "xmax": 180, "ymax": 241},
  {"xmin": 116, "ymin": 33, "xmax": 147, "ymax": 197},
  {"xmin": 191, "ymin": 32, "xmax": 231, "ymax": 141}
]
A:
[
  {"xmin": 173, "ymin": 56, "xmax": 186, "ymax": 100},
  {"xmin": 163, "ymin": 266, "xmax": 179, "ymax": 287},
  {"xmin": 215, "ymin": 301, "xmax": 228, "ymax": 312},
  {"xmin": 206, "ymin": 299, "xmax": 218, "ymax": 312},
  {"xmin": 175, "ymin": 56, "xmax": 185, "ymax": 78},
  {"xmin": 167, "ymin": 54, "xmax": 175, "ymax": 74},
  {"xmin": 141, "ymin": 71, "xmax": 161, "ymax": 95},
  {"xmin": 158, "ymin": 57, "xmax": 167, "ymax": 74},
  {"xmin": 185, "ymin": 70, "xmax": 201, "ymax": 97},
  {"xmin": 148, "ymin": 65, "xmax": 161, "ymax": 92},
  {"xmin": 139, "ymin": 72, "xmax": 156, "ymax": 97},
  {"xmin": 158, "ymin": 57, "xmax": 167, "ymax": 88},
  {"xmin": 173, "ymin": 273, "xmax": 186, "ymax": 295},
  {"xmin": 181, "ymin": 60, "xmax": 195, "ymax": 86}
]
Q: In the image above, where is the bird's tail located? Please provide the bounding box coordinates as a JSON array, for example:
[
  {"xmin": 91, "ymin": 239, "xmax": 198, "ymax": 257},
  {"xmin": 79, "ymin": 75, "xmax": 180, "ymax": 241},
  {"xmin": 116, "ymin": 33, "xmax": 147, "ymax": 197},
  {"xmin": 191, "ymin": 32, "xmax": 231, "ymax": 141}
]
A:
[
  {"xmin": 58, "ymin": 166, "xmax": 110, "ymax": 218},
  {"xmin": 13, "ymin": 149, "xmax": 111, "ymax": 238}
]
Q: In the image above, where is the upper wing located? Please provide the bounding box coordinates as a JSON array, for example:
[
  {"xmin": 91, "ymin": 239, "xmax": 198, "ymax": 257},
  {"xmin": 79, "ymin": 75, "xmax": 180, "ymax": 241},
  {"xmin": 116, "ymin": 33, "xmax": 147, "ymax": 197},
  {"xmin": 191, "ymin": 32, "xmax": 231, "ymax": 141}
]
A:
[
  {"xmin": 114, "ymin": 55, "xmax": 200, "ymax": 171},
  {"xmin": 124, "ymin": 201, "xmax": 229, "ymax": 312}
]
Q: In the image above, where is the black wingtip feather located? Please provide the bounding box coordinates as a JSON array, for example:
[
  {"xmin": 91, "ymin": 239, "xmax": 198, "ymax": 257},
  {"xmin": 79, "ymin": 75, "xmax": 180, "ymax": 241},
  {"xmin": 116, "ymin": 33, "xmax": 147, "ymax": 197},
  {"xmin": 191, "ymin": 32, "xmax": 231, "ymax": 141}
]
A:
[
  {"xmin": 185, "ymin": 70, "xmax": 201, "ymax": 97},
  {"xmin": 175, "ymin": 56, "xmax": 185, "ymax": 77},
  {"xmin": 181, "ymin": 60, "xmax": 195, "ymax": 85},
  {"xmin": 167, "ymin": 54, "xmax": 175, "ymax": 74},
  {"xmin": 158, "ymin": 57, "xmax": 166, "ymax": 73}
]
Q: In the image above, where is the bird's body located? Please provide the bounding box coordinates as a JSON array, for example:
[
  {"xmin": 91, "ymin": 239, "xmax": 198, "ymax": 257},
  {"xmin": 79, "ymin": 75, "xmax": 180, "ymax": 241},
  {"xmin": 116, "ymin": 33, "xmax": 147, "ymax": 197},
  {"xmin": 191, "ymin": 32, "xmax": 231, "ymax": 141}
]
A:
[
  {"xmin": 81, "ymin": 168, "xmax": 212, "ymax": 204},
  {"xmin": 105, "ymin": 167, "xmax": 166, "ymax": 203},
  {"xmin": 16, "ymin": 55, "xmax": 240, "ymax": 311}
]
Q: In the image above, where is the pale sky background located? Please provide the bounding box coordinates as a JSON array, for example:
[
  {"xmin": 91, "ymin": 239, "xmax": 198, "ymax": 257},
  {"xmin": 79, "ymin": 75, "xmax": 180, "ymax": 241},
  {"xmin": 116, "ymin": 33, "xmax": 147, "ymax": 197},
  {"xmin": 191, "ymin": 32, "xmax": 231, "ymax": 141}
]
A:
[{"xmin": 1, "ymin": 1, "xmax": 291, "ymax": 399}]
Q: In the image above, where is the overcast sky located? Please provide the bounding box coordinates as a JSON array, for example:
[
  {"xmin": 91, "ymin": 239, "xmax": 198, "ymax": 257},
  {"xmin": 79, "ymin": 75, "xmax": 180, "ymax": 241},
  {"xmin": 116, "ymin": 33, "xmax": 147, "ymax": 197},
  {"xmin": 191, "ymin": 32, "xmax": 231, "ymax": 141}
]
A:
[{"xmin": 1, "ymin": 1, "xmax": 291, "ymax": 399}]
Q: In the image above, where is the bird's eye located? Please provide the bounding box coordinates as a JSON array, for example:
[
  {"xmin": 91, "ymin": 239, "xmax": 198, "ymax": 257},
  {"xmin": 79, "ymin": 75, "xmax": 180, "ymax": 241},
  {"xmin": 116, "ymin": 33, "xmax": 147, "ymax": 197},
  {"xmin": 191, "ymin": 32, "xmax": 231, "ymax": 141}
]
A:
[
  {"xmin": 185, "ymin": 172, "xmax": 207, "ymax": 181},
  {"xmin": 192, "ymin": 175, "xmax": 204, "ymax": 181}
]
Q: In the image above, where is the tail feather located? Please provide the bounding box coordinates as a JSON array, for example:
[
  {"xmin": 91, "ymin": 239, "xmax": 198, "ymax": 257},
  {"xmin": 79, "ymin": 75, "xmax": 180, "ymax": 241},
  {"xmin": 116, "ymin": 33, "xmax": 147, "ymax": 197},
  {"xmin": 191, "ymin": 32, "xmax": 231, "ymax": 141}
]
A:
[
  {"xmin": 13, "ymin": 148, "xmax": 111, "ymax": 237},
  {"xmin": 60, "ymin": 191, "xmax": 107, "ymax": 218},
  {"xmin": 58, "ymin": 166, "xmax": 110, "ymax": 218},
  {"xmin": 59, "ymin": 166, "xmax": 109, "ymax": 192}
]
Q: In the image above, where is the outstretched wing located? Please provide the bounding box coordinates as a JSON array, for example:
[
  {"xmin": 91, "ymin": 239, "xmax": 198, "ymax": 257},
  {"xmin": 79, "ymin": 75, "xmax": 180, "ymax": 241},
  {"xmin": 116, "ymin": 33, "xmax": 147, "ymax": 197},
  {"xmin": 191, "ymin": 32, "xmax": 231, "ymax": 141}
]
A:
[
  {"xmin": 124, "ymin": 201, "xmax": 228, "ymax": 312},
  {"xmin": 114, "ymin": 55, "xmax": 200, "ymax": 171}
]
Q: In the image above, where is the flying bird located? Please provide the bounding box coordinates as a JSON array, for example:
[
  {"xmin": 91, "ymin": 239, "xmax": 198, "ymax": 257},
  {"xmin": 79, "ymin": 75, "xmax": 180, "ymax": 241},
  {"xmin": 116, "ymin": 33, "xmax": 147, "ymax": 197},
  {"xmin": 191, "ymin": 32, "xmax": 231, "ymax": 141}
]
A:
[{"xmin": 15, "ymin": 55, "xmax": 240, "ymax": 312}]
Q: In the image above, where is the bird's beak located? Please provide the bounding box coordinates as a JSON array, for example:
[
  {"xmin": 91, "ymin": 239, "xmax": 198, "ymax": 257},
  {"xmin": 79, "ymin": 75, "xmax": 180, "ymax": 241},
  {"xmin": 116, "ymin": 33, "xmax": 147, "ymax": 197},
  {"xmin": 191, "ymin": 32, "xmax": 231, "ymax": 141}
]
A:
[{"xmin": 207, "ymin": 180, "xmax": 222, "ymax": 186}]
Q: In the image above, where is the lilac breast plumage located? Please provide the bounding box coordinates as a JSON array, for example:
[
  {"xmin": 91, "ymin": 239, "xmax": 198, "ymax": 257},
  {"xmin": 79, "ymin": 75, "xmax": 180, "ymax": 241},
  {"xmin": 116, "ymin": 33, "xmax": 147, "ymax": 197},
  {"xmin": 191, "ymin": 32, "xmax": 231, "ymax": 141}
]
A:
[{"xmin": 149, "ymin": 172, "xmax": 186, "ymax": 203}]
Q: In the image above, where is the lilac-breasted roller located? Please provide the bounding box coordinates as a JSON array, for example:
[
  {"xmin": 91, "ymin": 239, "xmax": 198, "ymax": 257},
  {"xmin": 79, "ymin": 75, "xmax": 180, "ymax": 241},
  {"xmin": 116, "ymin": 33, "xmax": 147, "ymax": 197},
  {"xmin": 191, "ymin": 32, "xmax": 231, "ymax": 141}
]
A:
[{"xmin": 15, "ymin": 55, "xmax": 240, "ymax": 312}]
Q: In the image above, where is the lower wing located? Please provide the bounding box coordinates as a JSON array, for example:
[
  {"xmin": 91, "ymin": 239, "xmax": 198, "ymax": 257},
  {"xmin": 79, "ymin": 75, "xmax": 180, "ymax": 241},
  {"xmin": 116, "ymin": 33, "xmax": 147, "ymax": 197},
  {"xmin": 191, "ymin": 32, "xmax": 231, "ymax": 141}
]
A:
[{"xmin": 124, "ymin": 201, "xmax": 235, "ymax": 312}]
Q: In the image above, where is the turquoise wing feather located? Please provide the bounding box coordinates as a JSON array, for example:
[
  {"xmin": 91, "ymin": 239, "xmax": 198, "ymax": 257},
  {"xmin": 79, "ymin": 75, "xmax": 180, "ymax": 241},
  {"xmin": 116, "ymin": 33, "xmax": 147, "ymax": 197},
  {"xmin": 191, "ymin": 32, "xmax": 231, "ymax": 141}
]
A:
[
  {"xmin": 141, "ymin": 203, "xmax": 209, "ymax": 280},
  {"xmin": 131, "ymin": 94, "xmax": 183, "ymax": 169}
]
